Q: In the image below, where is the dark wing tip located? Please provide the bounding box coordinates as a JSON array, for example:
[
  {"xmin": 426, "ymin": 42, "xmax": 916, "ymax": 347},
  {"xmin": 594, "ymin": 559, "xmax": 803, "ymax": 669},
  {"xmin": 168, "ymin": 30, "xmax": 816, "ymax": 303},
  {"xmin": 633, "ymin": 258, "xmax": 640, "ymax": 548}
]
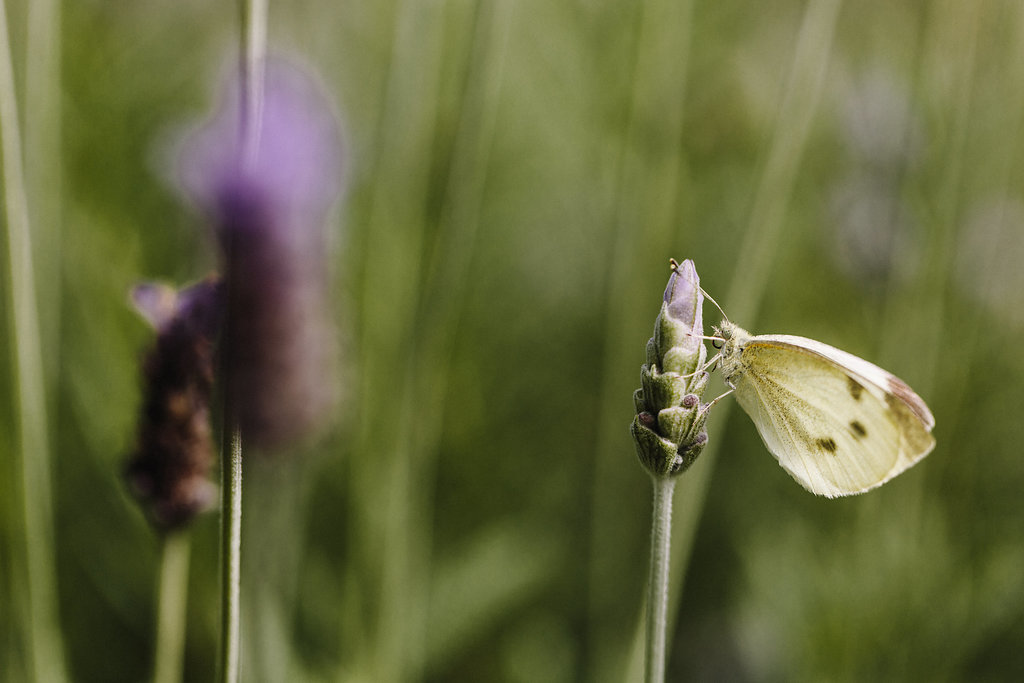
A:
[{"xmin": 886, "ymin": 375, "xmax": 935, "ymax": 431}]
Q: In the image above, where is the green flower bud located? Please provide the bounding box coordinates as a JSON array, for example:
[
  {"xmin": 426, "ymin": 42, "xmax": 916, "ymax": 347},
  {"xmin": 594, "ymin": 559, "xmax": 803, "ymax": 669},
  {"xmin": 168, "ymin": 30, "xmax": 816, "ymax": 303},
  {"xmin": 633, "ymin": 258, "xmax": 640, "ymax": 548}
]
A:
[
  {"xmin": 633, "ymin": 388, "xmax": 646, "ymax": 414},
  {"xmin": 631, "ymin": 413, "xmax": 681, "ymax": 478},
  {"xmin": 640, "ymin": 366, "xmax": 689, "ymax": 415},
  {"xmin": 656, "ymin": 404, "xmax": 698, "ymax": 444},
  {"xmin": 645, "ymin": 338, "xmax": 659, "ymax": 368},
  {"xmin": 686, "ymin": 369, "xmax": 710, "ymax": 398},
  {"xmin": 675, "ymin": 429, "xmax": 708, "ymax": 473},
  {"xmin": 662, "ymin": 343, "xmax": 707, "ymax": 379},
  {"xmin": 631, "ymin": 259, "xmax": 711, "ymax": 479}
]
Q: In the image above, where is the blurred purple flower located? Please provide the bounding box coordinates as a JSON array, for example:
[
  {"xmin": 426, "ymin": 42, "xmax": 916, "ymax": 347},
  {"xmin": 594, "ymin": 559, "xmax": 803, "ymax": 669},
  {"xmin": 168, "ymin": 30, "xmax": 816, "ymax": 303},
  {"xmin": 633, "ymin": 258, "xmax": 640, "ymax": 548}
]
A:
[
  {"xmin": 179, "ymin": 59, "xmax": 344, "ymax": 449},
  {"xmin": 125, "ymin": 276, "xmax": 222, "ymax": 531}
]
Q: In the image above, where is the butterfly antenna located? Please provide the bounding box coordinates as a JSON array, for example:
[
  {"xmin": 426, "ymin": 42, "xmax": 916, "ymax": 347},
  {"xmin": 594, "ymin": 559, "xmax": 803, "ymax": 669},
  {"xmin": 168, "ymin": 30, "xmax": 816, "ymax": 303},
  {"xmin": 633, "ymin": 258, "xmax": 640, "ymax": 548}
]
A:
[{"xmin": 699, "ymin": 285, "xmax": 729, "ymax": 324}]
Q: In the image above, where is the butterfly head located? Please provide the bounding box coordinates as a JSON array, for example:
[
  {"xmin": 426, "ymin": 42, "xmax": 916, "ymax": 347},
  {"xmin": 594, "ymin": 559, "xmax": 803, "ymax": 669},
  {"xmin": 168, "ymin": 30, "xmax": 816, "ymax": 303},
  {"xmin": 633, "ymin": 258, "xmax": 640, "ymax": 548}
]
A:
[
  {"xmin": 712, "ymin": 319, "xmax": 742, "ymax": 347},
  {"xmin": 711, "ymin": 320, "xmax": 751, "ymax": 382}
]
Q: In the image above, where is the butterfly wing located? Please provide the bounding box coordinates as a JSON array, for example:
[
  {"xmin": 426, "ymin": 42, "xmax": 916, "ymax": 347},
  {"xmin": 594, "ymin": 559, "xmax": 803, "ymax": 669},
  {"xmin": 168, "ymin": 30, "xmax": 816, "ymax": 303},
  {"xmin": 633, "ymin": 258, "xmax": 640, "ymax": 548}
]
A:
[{"xmin": 731, "ymin": 335, "xmax": 935, "ymax": 497}]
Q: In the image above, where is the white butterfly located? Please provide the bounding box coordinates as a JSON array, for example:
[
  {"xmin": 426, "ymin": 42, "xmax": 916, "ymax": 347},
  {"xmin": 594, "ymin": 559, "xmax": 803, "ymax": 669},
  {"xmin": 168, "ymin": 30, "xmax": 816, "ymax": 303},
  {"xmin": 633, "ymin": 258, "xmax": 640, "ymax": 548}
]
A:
[{"xmin": 712, "ymin": 320, "xmax": 935, "ymax": 497}]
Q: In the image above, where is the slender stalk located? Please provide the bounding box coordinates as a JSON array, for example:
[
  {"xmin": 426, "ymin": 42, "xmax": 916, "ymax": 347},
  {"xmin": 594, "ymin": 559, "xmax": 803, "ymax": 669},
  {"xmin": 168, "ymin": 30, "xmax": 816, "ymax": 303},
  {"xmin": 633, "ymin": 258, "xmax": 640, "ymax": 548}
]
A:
[
  {"xmin": 644, "ymin": 476, "xmax": 677, "ymax": 683},
  {"xmin": 25, "ymin": 0, "xmax": 62, "ymax": 391},
  {"xmin": 219, "ymin": 426, "xmax": 243, "ymax": 683},
  {"xmin": 238, "ymin": 0, "xmax": 267, "ymax": 165},
  {"xmin": 154, "ymin": 533, "xmax": 192, "ymax": 683},
  {"xmin": 217, "ymin": 3, "xmax": 266, "ymax": 681},
  {"xmin": 0, "ymin": 2, "xmax": 68, "ymax": 681}
]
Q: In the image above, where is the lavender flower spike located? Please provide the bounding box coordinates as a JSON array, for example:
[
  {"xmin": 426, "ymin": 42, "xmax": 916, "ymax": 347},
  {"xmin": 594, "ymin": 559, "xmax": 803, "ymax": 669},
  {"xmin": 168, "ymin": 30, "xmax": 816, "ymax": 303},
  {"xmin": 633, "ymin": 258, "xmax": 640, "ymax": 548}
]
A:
[
  {"xmin": 125, "ymin": 276, "xmax": 222, "ymax": 530},
  {"xmin": 631, "ymin": 259, "xmax": 710, "ymax": 478},
  {"xmin": 179, "ymin": 59, "xmax": 344, "ymax": 449}
]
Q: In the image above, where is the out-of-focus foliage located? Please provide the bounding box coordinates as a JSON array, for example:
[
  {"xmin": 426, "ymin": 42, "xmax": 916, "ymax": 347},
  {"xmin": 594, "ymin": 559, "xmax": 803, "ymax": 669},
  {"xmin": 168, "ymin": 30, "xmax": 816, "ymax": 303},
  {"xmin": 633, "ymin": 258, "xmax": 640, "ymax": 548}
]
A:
[{"xmin": 2, "ymin": 0, "xmax": 1024, "ymax": 681}]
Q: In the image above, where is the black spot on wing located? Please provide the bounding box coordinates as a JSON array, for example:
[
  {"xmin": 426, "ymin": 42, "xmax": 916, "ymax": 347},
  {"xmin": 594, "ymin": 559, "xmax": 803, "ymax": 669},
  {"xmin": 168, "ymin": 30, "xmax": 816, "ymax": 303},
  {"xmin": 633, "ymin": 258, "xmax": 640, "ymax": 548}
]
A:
[
  {"xmin": 816, "ymin": 437, "xmax": 838, "ymax": 454},
  {"xmin": 848, "ymin": 377, "xmax": 864, "ymax": 401},
  {"xmin": 850, "ymin": 420, "xmax": 867, "ymax": 438}
]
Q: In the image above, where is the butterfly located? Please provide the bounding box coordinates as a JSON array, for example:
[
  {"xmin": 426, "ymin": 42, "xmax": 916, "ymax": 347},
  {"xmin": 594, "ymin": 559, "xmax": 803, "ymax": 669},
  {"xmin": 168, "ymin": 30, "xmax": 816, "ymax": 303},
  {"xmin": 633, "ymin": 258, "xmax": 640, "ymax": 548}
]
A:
[{"xmin": 711, "ymin": 320, "xmax": 935, "ymax": 497}]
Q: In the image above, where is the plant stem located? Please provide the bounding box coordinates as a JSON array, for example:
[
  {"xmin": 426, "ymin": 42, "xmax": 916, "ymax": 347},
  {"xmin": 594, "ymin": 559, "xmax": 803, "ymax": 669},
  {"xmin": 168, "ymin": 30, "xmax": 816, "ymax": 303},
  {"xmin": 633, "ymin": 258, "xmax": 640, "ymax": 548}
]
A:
[
  {"xmin": 217, "ymin": 2, "xmax": 265, "ymax": 681},
  {"xmin": 644, "ymin": 476, "xmax": 676, "ymax": 683},
  {"xmin": 0, "ymin": 2, "xmax": 68, "ymax": 681},
  {"xmin": 154, "ymin": 533, "xmax": 191, "ymax": 683},
  {"xmin": 219, "ymin": 426, "xmax": 243, "ymax": 683},
  {"xmin": 238, "ymin": 0, "xmax": 267, "ymax": 164}
]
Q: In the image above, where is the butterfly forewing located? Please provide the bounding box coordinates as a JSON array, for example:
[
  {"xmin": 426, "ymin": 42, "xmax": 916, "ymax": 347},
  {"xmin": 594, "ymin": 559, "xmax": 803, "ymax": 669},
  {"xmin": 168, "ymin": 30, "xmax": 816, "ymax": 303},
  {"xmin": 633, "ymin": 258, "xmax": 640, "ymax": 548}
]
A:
[
  {"xmin": 733, "ymin": 338, "xmax": 933, "ymax": 497},
  {"xmin": 754, "ymin": 334, "xmax": 935, "ymax": 429}
]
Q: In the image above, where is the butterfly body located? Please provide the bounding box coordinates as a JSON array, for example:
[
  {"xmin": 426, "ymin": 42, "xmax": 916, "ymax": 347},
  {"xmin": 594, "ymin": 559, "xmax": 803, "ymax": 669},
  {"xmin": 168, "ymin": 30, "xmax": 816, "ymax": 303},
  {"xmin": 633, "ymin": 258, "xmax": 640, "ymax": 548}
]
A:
[{"xmin": 716, "ymin": 320, "xmax": 935, "ymax": 497}]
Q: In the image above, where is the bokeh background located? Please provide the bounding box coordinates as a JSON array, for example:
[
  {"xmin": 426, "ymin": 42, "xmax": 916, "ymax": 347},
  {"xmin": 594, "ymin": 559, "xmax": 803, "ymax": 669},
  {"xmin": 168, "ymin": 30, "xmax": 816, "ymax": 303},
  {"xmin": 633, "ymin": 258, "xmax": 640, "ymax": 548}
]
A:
[{"xmin": 3, "ymin": 0, "xmax": 1024, "ymax": 681}]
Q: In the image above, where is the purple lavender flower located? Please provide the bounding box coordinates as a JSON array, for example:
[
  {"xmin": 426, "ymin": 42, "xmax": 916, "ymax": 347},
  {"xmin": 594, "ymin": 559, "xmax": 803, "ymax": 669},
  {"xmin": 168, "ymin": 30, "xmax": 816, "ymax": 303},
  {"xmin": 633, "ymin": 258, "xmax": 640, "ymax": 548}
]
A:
[
  {"xmin": 125, "ymin": 276, "xmax": 222, "ymax": 530},
  {"xmin": 179, "ymin": 59, "xmax": 343, "ymax": 449}
]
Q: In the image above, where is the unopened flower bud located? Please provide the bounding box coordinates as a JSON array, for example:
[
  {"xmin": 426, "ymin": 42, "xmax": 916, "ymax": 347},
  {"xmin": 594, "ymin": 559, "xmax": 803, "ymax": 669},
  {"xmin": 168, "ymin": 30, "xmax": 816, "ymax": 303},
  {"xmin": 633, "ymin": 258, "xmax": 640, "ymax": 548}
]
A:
[
  {"xmin": 675, "ymin": 429, "xmax": 708, "ymax": 473},
  {"xmin": 656, "ymin": 405, "xmax": 697, "ymax": 444},
  {"xmin": 630, "ymin": 415, "xmax": 681, "ymax": 478},
  {"xmin": 654, "ymin": 258, "xmax": 706, "ymax": 376},
  {"xmin": 631, "ymin": 259, "xmax": 711, "ymax": 478}
]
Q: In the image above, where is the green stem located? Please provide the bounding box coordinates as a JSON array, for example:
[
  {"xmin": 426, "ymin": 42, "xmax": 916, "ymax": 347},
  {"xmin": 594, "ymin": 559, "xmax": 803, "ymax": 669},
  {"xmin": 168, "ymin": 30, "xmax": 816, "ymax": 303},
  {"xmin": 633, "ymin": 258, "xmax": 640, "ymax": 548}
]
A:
[
  {"xmin": 219, "ymin": 426, "xmax": 243, "ymax": 683},
  {"xmin": 644, "ymin": 476, "xmax": 677, "ymax": 683},
  {"xmin": 0, "ymin": 2, "xmax": 68, "ymax": 681},
  {"xmin": 154, "ymin": 533, "xmax": 191, "ymax": 683}
]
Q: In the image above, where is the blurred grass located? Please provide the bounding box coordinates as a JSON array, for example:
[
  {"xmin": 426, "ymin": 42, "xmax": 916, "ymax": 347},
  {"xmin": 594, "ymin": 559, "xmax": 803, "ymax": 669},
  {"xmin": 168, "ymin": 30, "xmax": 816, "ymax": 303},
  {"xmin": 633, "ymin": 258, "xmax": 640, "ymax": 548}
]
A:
[
  {"xmin": 0, "ymin": 0, "xmax": 66, "ymax": 679},
  {"xmin": 2, "ymin": 0, "xmax": 1024, "ymax": 681}
]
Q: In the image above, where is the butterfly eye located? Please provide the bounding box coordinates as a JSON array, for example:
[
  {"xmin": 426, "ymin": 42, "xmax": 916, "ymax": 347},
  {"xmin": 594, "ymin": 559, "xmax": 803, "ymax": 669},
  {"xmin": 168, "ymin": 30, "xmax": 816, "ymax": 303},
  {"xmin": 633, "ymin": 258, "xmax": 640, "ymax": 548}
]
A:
[{"xmin": 712, "ymin": 338, "xmax": 723, "ymax": 349}]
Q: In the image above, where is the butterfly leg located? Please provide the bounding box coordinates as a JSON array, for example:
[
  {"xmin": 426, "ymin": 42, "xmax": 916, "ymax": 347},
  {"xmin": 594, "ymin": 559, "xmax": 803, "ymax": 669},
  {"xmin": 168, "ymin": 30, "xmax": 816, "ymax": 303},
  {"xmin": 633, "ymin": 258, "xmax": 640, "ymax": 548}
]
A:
[
  {"xmin": 679, "ymin": 387, "xmax": 734, "ymax": 441},
  {"xmin": 699, "ymin": 387, "xmax": 734, "ymax": 415},
  {"xmin": 703, "ymin": 353, "xmax": 721, "ymax": 373},
  {"xmin": 678, "ymin": 353, "xmax": 720, "ymax": 381}
]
